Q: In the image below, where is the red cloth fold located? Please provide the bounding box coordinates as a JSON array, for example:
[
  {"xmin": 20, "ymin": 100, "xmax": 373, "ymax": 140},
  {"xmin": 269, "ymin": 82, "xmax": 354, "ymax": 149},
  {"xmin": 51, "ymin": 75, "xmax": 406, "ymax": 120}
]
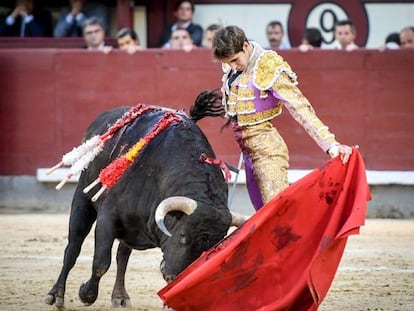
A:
[{"xmin": 158, "ymin": 149, "xmax": 370, "ymax": 311}]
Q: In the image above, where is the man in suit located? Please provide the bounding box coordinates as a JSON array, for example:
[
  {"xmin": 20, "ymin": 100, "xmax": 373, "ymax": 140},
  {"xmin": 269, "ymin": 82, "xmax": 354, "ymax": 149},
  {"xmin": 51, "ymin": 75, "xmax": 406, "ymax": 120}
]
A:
[
  {"xmin": 0, "ymin": 0, "xmax": 52, "ymax": 37},
  {"xmin": 159, "ymin": 0, "xmax": 203, "ymax": 48},
  {"xmin": 53, "ymin": 0, "xmax": 109, "ymax": 37}
]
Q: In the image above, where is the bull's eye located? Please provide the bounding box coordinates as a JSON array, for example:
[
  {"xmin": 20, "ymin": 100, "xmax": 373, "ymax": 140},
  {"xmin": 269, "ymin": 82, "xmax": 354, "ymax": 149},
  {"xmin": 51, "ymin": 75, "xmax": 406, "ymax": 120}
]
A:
[{"xmin": 180, "ymin": 232, "xmax": 187, "ymax": 244}]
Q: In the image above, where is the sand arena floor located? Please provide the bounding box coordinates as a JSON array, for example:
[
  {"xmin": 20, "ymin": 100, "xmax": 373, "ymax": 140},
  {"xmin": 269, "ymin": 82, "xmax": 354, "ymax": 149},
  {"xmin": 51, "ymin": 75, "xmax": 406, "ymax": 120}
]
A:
[{"xmin": 0, "ymin": 214, "xmax": 413, "ymax": 311}]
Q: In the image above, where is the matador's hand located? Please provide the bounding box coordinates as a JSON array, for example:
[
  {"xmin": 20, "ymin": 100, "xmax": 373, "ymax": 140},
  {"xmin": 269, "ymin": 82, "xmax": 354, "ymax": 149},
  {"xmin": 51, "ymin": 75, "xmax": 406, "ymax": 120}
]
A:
[{"xmin": 328, "ymin": 144, "xmax": 354, "ymax": 164}]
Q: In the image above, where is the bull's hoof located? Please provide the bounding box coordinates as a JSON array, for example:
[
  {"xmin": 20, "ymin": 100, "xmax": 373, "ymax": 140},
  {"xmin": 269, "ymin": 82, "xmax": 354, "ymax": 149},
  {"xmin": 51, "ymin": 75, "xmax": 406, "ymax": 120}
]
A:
[
  {"xmin": 112, "ymin": 297, "xmax": 132, "ymax": 308},
  {"xmin": 45, "ymin": 293, "xmax": 64, "ymax": 308},
  {"xmin": 79, "ymin": 281, "xmax": 98, "ymax": 306},
  {"xmin": 44, "ymin": 294, "xmax": 55, "ymax": 305}
]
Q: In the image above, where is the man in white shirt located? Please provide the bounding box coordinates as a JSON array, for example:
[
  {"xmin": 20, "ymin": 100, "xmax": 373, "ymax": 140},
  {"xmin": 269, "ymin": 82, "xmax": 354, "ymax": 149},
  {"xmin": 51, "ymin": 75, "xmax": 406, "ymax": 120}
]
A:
[
  {"xmin": 400, "ymin": 26, "xmax": 414, "ymax": 49},
  {"xmin": 265, "ymin": 21, "xmax": 291, "ymax": 51},
  {"xmin": 333, "ymin": 19, "xmax": 359, "ymax": 51}
]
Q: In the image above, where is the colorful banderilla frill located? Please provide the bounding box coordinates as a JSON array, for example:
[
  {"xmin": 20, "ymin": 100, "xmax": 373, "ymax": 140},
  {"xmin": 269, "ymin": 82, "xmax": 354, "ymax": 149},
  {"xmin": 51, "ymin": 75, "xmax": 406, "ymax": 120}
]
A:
[
  {"xmin": 47, "ymin": 104, "xmax": 155, "ymax": 190},
  {"xmin": 199, "ymin": 153, "xmax": 231, "ymax": 183},
  {"xmin": 83, "ymin": 111, "xmax": 182, "ymax": 202}
]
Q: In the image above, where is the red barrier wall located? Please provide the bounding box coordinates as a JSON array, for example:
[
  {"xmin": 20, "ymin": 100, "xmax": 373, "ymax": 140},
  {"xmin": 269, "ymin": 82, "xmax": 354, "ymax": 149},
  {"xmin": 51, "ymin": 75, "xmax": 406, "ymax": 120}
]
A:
[{"xmin": 0, "ymin": 48, "xmax": 413, "ymax": 175}]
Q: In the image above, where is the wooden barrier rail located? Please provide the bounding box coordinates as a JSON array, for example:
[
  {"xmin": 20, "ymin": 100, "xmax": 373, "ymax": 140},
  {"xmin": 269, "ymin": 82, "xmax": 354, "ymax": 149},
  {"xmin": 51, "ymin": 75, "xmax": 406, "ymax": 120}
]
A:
[{"xmin": 0, "ymin": 48, "xmax": 413, "ymax": 176}]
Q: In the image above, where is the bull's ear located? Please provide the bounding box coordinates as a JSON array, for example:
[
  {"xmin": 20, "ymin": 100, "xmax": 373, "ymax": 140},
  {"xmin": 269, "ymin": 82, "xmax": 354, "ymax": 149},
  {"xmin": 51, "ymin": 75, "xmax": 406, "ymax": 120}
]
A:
[{"xmin": 155, "ymin": 196, "xmax": 197, "ymax": 237}]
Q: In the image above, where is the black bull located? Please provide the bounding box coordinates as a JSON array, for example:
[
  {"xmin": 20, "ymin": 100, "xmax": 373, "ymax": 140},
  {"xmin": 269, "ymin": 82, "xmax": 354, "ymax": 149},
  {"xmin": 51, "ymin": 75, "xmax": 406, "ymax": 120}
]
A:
[{"xmin": 45, "ymin": 105, "xmax": 246, "ymax": 308}]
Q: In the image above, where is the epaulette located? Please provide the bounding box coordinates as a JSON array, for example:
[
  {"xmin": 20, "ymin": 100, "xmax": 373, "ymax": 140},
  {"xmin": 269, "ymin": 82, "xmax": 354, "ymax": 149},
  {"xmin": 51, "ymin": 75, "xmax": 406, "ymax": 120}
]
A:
[
  {"xmin": 253, "ymin": 50, "xmax": 298, "ymax": 90},
  {"xmin": 221, "ymin": 63, "xmax": 231, "ymax": 73}
]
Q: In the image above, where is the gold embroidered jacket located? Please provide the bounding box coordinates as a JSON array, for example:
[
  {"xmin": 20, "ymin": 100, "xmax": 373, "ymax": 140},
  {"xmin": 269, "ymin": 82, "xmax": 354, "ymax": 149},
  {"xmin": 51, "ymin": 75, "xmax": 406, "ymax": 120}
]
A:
[{"xmin": 220, "ymin": 41, "xmax": 339, "ymax": 152}]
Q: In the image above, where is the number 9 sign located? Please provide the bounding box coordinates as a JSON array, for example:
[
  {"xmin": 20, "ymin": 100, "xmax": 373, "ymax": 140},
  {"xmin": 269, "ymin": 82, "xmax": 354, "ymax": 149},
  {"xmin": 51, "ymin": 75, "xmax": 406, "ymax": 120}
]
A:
[{"xmin": 287, "ymin": 1, "xmax": 368, "ymax": 47}]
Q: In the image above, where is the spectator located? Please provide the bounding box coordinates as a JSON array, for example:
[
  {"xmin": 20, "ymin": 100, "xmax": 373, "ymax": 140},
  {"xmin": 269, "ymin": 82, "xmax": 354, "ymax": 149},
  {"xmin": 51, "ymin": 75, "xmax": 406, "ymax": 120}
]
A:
[
  {"xmin": 0, "ymin": 0, "xmax": 52, "ymax": 37},
  {"xmin": 298, "ymin": 27, "xmax": 322, "ymax": 52},
  {"xmin": 82, "ymin": 17, "xmax": 112, "ymax": 53},
  {"xmin": 333, "ymin": 19, "xmax": 358, "ymax": 51},
  {"xmin": 116, "ymin": 27, "xmax": 141, "ymax": 54},
  {"xmin": 378, "ymin": 32, "xmax": 400, "ymax": 51},
  {"xmin": 164, "ymin": 27, "xmax": 196, "ymax": 52},
  {"xmin": 54, "ymin": 0, "xmax": 109, "ymax": 37},
  {"xmin": 159, "ymin": 0, "xmax": 203, "ymax": 48},
  {"xmin": 399, "ymin": 26, "xmax": 414, "ymax": 49},
  {"xmin": 203, "ymin": 23, "xmax": 220, "ymax": 48},
  {"xmin": 265, "ymin": 21, "xmax": 290, "ymax": 51}
]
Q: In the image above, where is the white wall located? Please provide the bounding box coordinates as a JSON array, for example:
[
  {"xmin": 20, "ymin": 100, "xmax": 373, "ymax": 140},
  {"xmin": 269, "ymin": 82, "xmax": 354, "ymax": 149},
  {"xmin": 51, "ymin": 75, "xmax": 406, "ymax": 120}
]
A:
[
  {"xmin": 194, "ymin": 4, "xmax": 291, "ymax": 48},
  {"xmin": 364, "ymin": 3, "xmax": 414, "ymax": 48},
  {"xmin": 134, "ymin": 6, "xmax": 147, "ymax": 48}
]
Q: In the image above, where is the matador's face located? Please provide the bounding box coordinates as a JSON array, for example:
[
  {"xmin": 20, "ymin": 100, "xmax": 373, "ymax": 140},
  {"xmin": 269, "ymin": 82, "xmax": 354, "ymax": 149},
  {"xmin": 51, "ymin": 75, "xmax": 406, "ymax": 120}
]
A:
[{"xmin": 220, "ymin": 41, "xmax": 252, "ymax": 72}]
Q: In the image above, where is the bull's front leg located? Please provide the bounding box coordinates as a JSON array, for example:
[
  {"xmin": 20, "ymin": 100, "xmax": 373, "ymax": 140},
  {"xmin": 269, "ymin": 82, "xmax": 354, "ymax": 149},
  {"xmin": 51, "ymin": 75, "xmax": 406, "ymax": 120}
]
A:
[
  {"xmin": 79, "ymin": 213, "xmax": 115, "ymax": 306},
  {"xmin": 111, "ymin": 241, "xmax": 132, "ymax": 307},
  {"xmin": 45, "ymin": 190, "xmax": 96, "ymax": 308}
]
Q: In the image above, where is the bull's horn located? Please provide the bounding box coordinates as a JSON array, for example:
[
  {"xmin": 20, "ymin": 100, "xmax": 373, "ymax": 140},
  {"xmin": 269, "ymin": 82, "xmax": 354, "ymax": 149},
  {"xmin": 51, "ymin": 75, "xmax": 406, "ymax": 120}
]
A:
[
  {"xmin": 230, "ymin": 211, "xmax": 250, "ymax": 227},
  {"xmin": 155, "ymin": 196, "xmax": 197, "ymax": 237}
]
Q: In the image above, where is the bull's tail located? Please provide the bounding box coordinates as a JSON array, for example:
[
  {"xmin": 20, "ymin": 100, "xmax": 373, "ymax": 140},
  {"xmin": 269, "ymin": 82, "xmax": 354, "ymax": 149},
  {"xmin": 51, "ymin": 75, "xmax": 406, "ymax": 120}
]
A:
[{"xmin": 190, "ymin": 89, "xmax": 225, "ymax": 123}]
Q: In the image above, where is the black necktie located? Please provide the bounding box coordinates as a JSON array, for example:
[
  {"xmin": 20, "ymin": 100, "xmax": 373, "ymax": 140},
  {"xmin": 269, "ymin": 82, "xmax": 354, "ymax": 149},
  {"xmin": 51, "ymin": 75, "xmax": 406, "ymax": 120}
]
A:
[{"xmin": 227, "ymin": 71, "xmax": 242, "ymax": 88}]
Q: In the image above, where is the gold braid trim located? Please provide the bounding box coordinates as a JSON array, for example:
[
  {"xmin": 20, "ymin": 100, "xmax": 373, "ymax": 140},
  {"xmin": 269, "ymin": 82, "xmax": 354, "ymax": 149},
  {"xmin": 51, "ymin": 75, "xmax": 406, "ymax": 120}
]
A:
[
  {"xmin": 274, "ymin": 74, "xmax": 339, "ymax": 152},
  {"xmin": 237, "ymin": 106, "xmax": 282, "ymax": 126},
  {"xmin": 253, "ymin": 50, "xmax": 298, "ymax": 90}
]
